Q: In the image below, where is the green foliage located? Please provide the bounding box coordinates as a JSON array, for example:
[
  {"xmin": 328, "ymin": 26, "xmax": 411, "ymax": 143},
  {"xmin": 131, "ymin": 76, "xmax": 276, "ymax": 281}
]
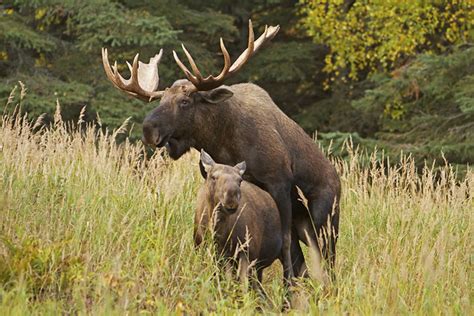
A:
[
  {"xmin": 300, "ymin": 0, "xmax": 473, "ymax": 81},
  {"xmin": 243, "ymin": 41, "xmax": 322, "ymax": 83},
  {"xmin": 311, "ymin": 46, "xmax": 474, "ymax": 171},
  {"xmin": 72, "ymin": 2, "xmax": 178, "ymax": 52},
  {"xmin": 1, "ymin": 237, "xmax": 84, "ymax": 298},
  {"xmin": 0, "ymin": 1, "xmax": 180, "ymax": 138},
  {"xmin": 0, "ymin": 13, "xmax": 56, "ymax": 53},
  {"xmin": 1, "ymin": 75, "xmax": 93, "ymax": 119},
  {"xmin": 455, "ymin": 74, "xmax": 474, "ymax": 114},
  {"xmin": 1, "ymin": 0, "xmax": 322, "ymax": 140}
]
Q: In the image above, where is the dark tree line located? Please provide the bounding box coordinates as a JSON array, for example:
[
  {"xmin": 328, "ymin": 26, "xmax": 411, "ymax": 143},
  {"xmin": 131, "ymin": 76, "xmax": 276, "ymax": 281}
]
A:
[{"xmin": 1, "ymin": 0, "xmax": 472, "ymax": 169}]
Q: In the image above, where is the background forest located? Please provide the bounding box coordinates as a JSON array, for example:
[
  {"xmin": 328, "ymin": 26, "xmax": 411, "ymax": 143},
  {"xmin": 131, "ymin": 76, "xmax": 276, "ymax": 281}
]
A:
[{"xmin": 1, "ymin": 0, "xmax": 473, "ymax": 169}]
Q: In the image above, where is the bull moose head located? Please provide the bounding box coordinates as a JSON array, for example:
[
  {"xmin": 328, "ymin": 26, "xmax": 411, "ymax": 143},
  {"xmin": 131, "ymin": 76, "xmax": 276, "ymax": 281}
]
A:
[{"xmin": 101, "ymin": 20, "xmax": 279, "ymax": 159}]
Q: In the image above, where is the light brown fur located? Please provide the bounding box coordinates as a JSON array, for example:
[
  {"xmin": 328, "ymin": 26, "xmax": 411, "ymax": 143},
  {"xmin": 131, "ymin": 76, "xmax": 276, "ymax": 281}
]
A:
[{"xmin": 194, "ymin": 154, "xmax": 282, "ymax": 292}]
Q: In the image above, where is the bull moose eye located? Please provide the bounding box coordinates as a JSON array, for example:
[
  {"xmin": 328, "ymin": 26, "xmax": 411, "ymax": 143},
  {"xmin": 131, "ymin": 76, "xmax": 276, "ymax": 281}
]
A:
[{"xmin": 179, "ymin": 99, "xmax": 190, "ymax": 108}]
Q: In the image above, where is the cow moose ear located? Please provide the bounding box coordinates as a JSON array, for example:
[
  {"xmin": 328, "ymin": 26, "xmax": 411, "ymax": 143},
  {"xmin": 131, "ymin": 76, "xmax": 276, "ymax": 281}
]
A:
[
  {"xmin": 234, "ymin": 161, "xmax": 246, "ymax": 176},
  {"xmin": 199, "ymin": 87, "xmax": 233, "ymax": 104},
  {"xmin": 200, "ymin": 149, "xmax": 215, "ymax": 172}
]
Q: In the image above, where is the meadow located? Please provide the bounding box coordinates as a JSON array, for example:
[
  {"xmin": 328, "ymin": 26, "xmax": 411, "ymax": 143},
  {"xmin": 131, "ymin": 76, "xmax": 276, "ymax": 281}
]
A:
[{"xmin": 1, "ymin": 91, "xmax": 472, "ymax": 314}]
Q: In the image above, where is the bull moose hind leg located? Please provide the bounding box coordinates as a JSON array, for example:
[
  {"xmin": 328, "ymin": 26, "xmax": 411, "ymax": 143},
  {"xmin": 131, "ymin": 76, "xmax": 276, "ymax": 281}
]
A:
[
  {"xmin": 306, "ymin": 190, "xmax": 339, "ymax": 282},
  {"xmin": 290, "ymin": 227, "xmax": 308, "ymax": 278},
  {"xmin": 290, "ymin": 188, "xmax": 311, "ymax": 278}
]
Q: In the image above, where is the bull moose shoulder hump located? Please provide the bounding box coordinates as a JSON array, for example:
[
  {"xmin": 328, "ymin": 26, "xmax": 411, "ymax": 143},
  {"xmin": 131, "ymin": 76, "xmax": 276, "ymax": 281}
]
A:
[{"xmin": 102, "ymin": 20, "xmax": 341, "ymax": 286}]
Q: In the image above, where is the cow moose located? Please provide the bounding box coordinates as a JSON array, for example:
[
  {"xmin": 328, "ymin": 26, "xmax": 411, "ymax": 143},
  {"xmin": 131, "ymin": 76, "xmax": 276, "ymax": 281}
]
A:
[
  {"xmin": 102, "ymin": 20, "xmax": 341, "ymax": 287},
  {"xmin": 194, "ymin": 150, "xmax": 281, "ymax": 293}
]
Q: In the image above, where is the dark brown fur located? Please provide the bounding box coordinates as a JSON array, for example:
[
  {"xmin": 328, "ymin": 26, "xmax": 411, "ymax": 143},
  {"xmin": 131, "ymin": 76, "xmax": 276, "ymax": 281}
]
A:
[
  {"xmin": 143, "ymin": 80, "xmax": 341, "ymax": 284},
  {"xmin": 195, "ymin": 151, "xmax": 281, "ymax": 289}
]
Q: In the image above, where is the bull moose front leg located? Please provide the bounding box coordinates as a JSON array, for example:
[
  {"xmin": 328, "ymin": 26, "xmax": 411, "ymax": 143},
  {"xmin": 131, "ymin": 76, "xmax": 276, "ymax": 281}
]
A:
[{"xmin": 267, "ymin": 183, "xmax": 294, "ymax": 287}]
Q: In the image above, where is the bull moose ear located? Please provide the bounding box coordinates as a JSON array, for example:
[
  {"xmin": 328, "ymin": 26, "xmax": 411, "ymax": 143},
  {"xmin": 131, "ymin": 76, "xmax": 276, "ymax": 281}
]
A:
[
  {"xmin": 200, "ymin": 149, "xmax": 215, "ymax": 172},
  {"xmin": 234, "ymin": 161, "xmax": 246, "ymax": 176},
  {"xmin": 199, "ymin": 87, "xmax": 233, "ymax": 104}
]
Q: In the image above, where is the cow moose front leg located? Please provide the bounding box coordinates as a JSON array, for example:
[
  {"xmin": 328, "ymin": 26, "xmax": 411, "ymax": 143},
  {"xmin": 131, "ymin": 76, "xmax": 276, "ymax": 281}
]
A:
[
  {"xmin": 252, "ymin": 268, "xmax": 267, "ymax": 298},
  {"xmin": 267, "ymin": 183, "xmax": 294, "ymax": 288},
  {"xmin": 237, "ymin": 253, "xmax": 250, "ymax": 291}
]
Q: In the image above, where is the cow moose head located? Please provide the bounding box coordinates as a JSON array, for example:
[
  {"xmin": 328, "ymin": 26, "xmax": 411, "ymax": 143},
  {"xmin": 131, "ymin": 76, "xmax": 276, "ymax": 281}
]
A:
[{"xmin": 200, "ymin": 149, "xmax": 246, "ymax": 213}]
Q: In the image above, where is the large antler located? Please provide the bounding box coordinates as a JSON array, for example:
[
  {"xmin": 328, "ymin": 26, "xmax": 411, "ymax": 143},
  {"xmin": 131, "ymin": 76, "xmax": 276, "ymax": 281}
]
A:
[
  {"xmin": 102, "ymin": 48, "xmax": 165, "ymax": 102},
  {"xmin": 173, "ymin": 20, "xmax": 280, "ymax": 91}
]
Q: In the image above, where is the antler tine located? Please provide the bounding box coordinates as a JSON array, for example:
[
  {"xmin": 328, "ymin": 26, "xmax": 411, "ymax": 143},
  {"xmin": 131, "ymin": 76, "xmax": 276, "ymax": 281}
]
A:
[
  {"xmin": 181, "ymin": 44, "xmax": 203, "ymax": 80},
  {"xmin": 213, "ymin": 38, "xmax": 231, "ymax": 81},
  {"xmin": 229, "ymin": 19, "xmax": 255, "ymax": 74},
  {"xmin": 126, "ymin": 60, "xmax": 133, "ymax": 74},
  {"xmin": 112, "ymin": 61, "xmax": 125, "ymax": 89},
  {"xmin": 173, "ymin": 50, "xmax": 199, "ymax": 85},
  {"xmin": 102, "ymin": 48, "xmax": 112, "ymax": 78},
  {"xmin": 252, "ymin": 24, "xmax": 280, "ymax": 53},
  {"xmin": 113, "ymin": 62, "xmax": 131, "ymax": 91},
  {"xmin": 102, "ymin": 48, "xmax": 121, "ymax": 90},
  {"xmin": 154, "ymin": 48, "xmax": 164, "ymax": 64},
  {"xmin": 131, "ymin": 53, "xmax": 140, "ymax": 89}
]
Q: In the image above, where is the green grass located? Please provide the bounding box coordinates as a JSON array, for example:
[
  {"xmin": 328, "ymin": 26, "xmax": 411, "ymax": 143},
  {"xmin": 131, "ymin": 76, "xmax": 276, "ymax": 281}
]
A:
[{"xmin": 0, "ymin": 95, "xmax": 472, "ymax": 314}]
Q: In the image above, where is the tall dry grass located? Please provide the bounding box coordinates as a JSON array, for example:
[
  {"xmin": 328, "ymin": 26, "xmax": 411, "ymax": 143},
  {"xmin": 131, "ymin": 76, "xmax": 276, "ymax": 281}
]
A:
[{"xmin": 0, "ymin": 87, "xmax": 472, "ymax": 314}]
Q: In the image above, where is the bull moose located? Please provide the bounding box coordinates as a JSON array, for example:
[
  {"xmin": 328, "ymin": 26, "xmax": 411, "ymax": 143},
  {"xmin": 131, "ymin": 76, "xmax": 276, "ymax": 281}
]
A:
[
  {"xmin": 102, "ymin": 20, "xmax": 341, "ymax": 287},
  {"xmin": 195, "ymin": 150, "xmax": 281, "ymax": 293}
]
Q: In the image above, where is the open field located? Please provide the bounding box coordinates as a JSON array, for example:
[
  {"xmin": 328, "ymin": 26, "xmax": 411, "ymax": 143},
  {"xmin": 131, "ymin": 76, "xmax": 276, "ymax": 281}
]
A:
[{"xmin": 1, "ymin": 101, "xmax": 472, "ymax": 314}]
